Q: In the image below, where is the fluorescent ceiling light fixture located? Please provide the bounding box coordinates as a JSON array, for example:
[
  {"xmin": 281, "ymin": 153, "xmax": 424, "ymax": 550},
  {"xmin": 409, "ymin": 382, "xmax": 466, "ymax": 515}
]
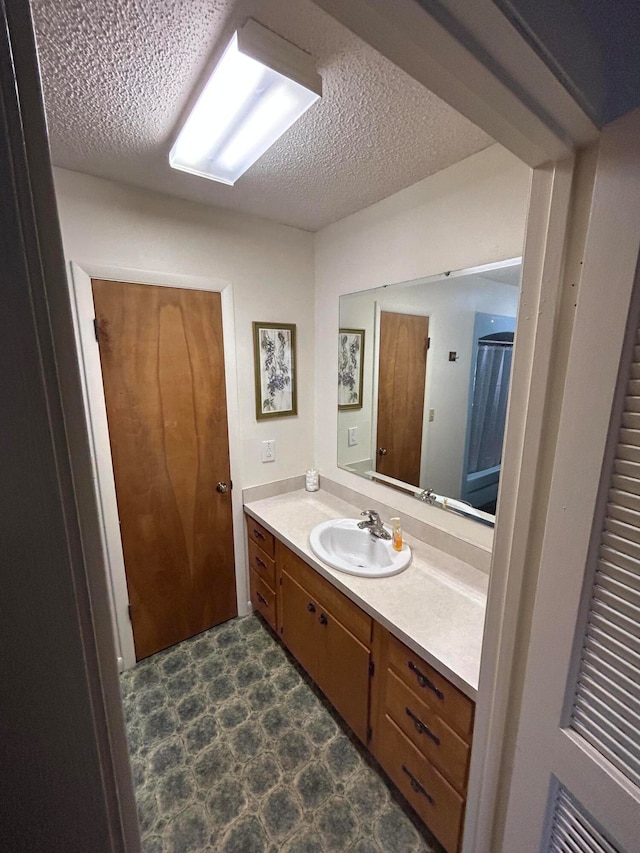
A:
[{"xmin": 170, "ymin": 19, "xmax": 322, "ymax": 185}]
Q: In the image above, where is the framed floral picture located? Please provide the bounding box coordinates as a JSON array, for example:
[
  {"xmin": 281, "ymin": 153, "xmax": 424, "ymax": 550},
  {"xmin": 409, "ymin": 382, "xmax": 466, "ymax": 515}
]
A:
[
  {"xmin": 253, "ymin": 322, "xmax": 297, "ymax": 420},
  {"xmin": 338, "ymin": 328, "xmax": 365, "ymax": 410}
]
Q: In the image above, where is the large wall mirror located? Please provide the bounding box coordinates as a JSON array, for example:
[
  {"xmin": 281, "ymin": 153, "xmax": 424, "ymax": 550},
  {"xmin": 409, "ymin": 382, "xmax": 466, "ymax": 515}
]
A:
[{"xmin": 337, "ymin": 257, "xmax": 522, "ymax": 525}]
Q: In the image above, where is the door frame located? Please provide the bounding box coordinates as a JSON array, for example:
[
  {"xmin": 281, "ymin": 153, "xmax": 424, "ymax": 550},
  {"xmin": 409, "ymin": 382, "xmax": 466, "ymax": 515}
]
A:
[
  {"xmin": 68, "ymin": 261, "xmax": 248, "ymax": 671},
  {"xmin": 6, "ymin": 0, "xmax": 615, "ymax": 849},
  {"xmin": 499, "ymin": 109, "xmax": 640, "ymax": 853},
  {"xmin": 463, "ymin": 156, "xmax": 577, "ymax": 852}
]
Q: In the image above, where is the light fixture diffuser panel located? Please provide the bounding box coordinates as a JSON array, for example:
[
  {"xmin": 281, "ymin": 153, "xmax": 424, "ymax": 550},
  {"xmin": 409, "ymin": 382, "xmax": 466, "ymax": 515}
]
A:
[{"xmin": 170, "ymin": 20, "xmax": 321, "ymax": 185}]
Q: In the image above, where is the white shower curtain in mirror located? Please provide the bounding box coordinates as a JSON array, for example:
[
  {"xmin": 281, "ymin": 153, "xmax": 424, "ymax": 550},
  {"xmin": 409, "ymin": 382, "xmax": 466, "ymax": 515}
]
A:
[{"xmin": 467, "ymin": 341, "xmax": 513, "ymax": 474}]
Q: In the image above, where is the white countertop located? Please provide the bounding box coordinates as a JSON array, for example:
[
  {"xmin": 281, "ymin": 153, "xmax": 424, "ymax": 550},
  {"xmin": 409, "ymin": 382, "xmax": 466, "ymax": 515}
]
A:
[{"xmin": 244, "ymin": 489, "xmax": 487, "ymax": 700}]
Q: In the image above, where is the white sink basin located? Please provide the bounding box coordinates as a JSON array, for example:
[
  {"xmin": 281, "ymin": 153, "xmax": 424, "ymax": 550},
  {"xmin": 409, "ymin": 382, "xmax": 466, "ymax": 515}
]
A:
[{"xmin": 309, "ymin": 518, "xmax": 411, "ymax": 578}]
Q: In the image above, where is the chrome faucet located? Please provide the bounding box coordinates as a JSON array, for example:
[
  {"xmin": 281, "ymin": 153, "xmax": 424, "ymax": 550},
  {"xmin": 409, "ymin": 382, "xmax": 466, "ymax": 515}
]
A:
[
  {"xmin": 357, "ymin": 509, "xmax": 392, "ymax": 539},
  {"xmin": 418, "ymin": 488, "xmax": 437, "ymax": 505}
]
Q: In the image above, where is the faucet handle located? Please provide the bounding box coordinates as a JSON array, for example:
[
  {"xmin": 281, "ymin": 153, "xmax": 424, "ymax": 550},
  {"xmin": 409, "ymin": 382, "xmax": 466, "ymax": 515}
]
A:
[{"xmin": 361, "ymin": 509, "xmax": 380, "ymax": 521}]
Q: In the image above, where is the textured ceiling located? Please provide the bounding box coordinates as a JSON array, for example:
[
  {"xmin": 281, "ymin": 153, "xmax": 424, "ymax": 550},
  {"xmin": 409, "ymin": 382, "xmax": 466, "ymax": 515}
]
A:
[{"xmin": 32, "ymin": 0, "xmax": 493, "ymax": 231}]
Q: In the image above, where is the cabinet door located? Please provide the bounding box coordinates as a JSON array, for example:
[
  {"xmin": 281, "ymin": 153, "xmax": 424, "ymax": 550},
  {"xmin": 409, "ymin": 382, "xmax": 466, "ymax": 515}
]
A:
[
  {"xmin": 317, "ymin": 607, "xmax": 371, "ymax": 744},
  {"xmin": 280, "ymin": 570, "xmax": 318, "ymax": 680}
]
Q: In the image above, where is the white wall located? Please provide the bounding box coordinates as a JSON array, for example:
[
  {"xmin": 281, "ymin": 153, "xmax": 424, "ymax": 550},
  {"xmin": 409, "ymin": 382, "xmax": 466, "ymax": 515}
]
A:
[
  {"xmin": 315, "ymin": 144, "xmax": 530, "ymax": 546},
  {"xmin": 421, "ymin": 276, "xmax": 518, "ymax": 497},
  {"xmin": 337, "ymin": 293, "xmax": 376, "ymax": 469},
  {"xmin": 53, "ymin": 168, "xmax": 316, "ymax": 490}
]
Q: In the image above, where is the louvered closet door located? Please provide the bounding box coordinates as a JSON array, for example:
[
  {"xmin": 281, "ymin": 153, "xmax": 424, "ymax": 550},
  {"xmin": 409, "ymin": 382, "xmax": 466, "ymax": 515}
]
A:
[
  {"xmin": 572, "ymin": 385, "xmax": 640, "ymax": 789},
  {"xmin": 498, "ymin": 113, "xmax": 640, "ymax": 853}
]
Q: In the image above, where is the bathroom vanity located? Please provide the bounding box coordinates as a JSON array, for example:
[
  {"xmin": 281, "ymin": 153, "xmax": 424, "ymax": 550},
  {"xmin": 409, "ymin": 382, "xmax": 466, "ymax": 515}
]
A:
[{"xmin": 244, "ymin": 487, "xmax": 487, "ymax": 853}]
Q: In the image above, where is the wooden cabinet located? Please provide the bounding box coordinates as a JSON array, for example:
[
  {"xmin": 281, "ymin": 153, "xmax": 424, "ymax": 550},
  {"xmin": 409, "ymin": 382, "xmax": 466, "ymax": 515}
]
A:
[
  {"xmin": 245, "ymin": 520, "xmax": 374, "ymax": 745},
  {"xmin": 248, "ymin": 539, "xmax": 276, "ymax": 588},
  {"xmin": 385, "ymin": 632, "xmax": 474, "ymax": 741},
  {"xmin": 279, "ymin": 569, "xmax": 318, "ymax": 677},
  {"xmin": 385, "ymin": 669, "xmax": 470, "ymax": 791},
  {"xmin": 370, "ymin": 625, "xmax": 475, "ymax": 852},
  {"xmin": 317, "ymin": 607, "xmax": 370, "ymax": 744},
  {"xmin": 277, "ymin": 540, "xmax": 372, "ymax": 744},
  {"xmin": 376, "ymin": 713, "xmax": 465, "ymax": 853},
  {"xmin": 244, "ymin": 512, "xmax": 475, "ymax": 853},
  {"xmin": 247, "ymin": 521, "xmax": 277, "ymax": 632}
]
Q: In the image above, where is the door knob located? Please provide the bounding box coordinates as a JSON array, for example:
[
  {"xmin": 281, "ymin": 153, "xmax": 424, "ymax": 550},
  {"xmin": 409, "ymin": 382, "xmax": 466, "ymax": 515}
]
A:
[
  {"xmin": 216, "ymin": 482, "xmax": 229, "ymax": 493},
  {"xmin": 378, "ymin": 447, "xmax": 388, "ymax": 456}
]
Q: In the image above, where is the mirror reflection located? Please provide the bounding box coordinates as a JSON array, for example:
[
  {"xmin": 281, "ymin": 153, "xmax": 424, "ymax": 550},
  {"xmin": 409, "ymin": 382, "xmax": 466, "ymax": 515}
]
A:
[{"xmin": 337, "ymin": 258, "xmax": 522, "ymax": 522}]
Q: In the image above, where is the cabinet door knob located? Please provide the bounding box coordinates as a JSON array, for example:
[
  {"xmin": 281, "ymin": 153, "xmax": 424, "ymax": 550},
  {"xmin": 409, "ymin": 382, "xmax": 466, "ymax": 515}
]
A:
[
  {"xmin": 216, "ymin": 481, "xmax": 229, "ymax": 493},
  {"xmin": 307, "ymin": 602, "xmax": 316, "ymax": 613},
  {"xmin": 319, "ymin": 613, "xmax": 328, "ymax": 626}
]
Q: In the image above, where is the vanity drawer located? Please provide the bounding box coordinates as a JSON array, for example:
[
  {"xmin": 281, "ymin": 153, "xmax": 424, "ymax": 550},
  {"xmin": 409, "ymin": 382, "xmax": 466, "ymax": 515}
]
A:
[
  {"xmin": 249, "ymin": 568, "xmax": 276, "ymax": 631},
  {"xmin": 378, "ymin": 714, "xmax": 464, "ymax": 853},
  {"xmin": 387, "ymin": 633, "xmax": 474, "ymax": 740},
  {"xmin": 248, "ymin": 539, "xmax": 276, "ymax": 589},
  {"xmin": 276, "ymin": 540, "xmax": 372, "ymax": 647},
  {"xmin": 385, "ymin": 669, "xmax": 470, "ymax": 793},
  {"xmin": 247, "ymin": 517, "xmax": 275, "ymax": 557}
]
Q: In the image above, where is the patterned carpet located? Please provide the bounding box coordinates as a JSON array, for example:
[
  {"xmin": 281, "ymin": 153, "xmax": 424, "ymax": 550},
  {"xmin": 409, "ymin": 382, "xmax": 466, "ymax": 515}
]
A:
[{"xmin": 120, "ymin": 613, "xmax": 443, "ymax": 853}]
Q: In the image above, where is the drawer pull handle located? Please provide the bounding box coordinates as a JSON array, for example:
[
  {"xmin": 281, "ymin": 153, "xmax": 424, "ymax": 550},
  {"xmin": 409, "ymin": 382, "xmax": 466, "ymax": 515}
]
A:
[
  {"xmin": 256, "ymin": 592, "xmax": 268, "ymax": 606},
  {"xmin": 408, "ymin": 661, "xmax": 444, "ymax": 700},
  {"xmin": 405, "ymin": 707, "xmax": 440, "ymax": 745},
  {"xmin": 401, "ymin": 765, "xmax": 433, "ymax": 804},
  {"xmin": 307, "ymin": 602, "xmax": 316, "ymax": 613},
  {"xmin": 253, "ymin": 528, "xmax": 266, "ymax": 541},
  {"xmin": 255, "ymin": 556, "xmax": 266, "ymax": 569},
  {"xmin": 319, "ymin": 613, "xmax": 328, "ymax": 626}
]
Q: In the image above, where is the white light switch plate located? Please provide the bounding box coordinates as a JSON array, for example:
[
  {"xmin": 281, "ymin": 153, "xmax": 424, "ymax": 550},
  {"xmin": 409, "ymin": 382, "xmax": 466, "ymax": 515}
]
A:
[
  {"xmin": 261, "ymin": 440, "xmax": 276, "ymax": 462},
  {"xmin": 348, "ymin": 426, "xmax": 358, "ymax": 447}
]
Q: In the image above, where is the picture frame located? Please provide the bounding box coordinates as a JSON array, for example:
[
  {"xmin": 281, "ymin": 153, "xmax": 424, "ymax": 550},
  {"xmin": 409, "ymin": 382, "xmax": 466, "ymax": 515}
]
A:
[
  {"xmin": 253, "ymin": 322, "xmax": 298, "ymax": 420},
  {"xmin": 338, "ymin": 328, "xmax": 365, "ymax": 410}
]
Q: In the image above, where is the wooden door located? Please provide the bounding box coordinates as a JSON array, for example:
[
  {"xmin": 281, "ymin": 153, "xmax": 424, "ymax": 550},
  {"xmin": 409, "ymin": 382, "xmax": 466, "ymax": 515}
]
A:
[
  {"xmin": 92, "ymin": 280, "xmax": 237, "ymax": 660},
  {"xmin": 376, "ymin": 311, "xmax": 429, "ymax": 486}
]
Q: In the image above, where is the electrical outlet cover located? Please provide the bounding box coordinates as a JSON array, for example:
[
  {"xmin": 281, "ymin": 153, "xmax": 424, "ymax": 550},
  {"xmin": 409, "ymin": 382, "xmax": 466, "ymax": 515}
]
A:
[{"xmin": 261, "ymin": 440, "xmax": 276, "ymax": 462}]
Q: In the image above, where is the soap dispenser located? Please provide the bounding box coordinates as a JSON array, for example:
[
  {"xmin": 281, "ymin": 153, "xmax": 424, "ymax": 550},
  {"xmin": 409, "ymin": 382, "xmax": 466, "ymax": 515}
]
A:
[{"xmin": 391, "ymin": 517, "xmax": 403, "ymax": 551}]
